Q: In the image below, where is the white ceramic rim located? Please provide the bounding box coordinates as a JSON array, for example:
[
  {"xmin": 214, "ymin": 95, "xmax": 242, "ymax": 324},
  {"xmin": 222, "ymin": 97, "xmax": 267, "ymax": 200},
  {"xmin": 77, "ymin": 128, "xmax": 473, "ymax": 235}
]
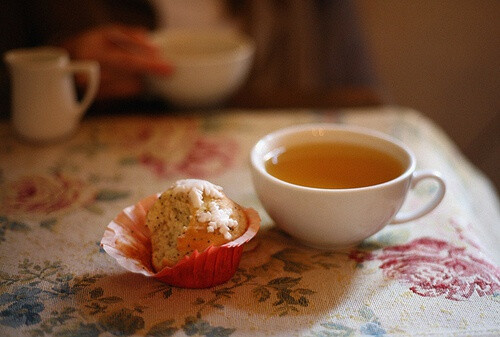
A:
[
  {"xmin": 250, "ymin": 123, "xmax": 417, "ymax": 193},
  {"xmin": 4, "ymin": 47, "xmax": 68, "ymax": 69},
  {"xmin": 150, "ymin": 29, "xmax": 255, "ymax": 66}
]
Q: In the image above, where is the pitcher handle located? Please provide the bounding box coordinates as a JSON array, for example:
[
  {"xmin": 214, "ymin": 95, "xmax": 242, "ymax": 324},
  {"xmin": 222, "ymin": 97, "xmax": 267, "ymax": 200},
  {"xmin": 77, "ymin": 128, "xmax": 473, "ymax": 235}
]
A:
[
  {"xmin": 391, "ymin": 170, "xmax": 446, "ymax": 224},
  {"xmin": 66, "ymin": 61, "xmax": 100, "ymax": 116}
]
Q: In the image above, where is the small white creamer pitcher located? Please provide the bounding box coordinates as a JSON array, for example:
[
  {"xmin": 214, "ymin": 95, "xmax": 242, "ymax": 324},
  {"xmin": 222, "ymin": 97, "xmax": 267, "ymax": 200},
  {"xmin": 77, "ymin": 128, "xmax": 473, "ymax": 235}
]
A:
[{"xmin": 4, "ymin": 47, "xmax": 100, "ymax": 142}]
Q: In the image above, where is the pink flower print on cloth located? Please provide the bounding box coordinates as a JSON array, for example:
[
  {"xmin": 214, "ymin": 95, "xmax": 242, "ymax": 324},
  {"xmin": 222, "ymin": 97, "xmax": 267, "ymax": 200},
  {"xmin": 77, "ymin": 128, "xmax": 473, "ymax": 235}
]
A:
[
  {"xmin": 175, "ymin": 137, "xmax": 237, "ymax": 177},
  {"xmin": 376, "ymin": 237, "xmax": 500, "ymax": 301},
  {"xmin": 0, "ymin": 173, "xmax": 94, "ymax": 216},
  {"xmin": 113, "ymin": 119, "xmax": 238, "ymax": 178},
  {"xmin": 138, "ymin": 136, "xmax": 237, "ymax": 178}
]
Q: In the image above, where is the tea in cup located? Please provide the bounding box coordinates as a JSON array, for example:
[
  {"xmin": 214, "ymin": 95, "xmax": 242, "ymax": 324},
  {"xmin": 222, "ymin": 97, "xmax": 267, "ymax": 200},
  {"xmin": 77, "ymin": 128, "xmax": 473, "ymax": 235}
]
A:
[
  {"xmin": 4, "ymin": 47, "xmax": 100, "ymax": 142},
  {"xmin": 250, "ymin": 124, "xmax": 446, "ymax": 249}
]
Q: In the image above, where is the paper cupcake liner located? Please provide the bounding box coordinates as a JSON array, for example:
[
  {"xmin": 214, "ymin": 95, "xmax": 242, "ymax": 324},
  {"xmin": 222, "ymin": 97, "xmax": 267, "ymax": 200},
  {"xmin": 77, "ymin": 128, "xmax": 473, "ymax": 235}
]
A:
[{"xmin": 101, "ymin": 193, "xmax": 260, "ymax": 288}]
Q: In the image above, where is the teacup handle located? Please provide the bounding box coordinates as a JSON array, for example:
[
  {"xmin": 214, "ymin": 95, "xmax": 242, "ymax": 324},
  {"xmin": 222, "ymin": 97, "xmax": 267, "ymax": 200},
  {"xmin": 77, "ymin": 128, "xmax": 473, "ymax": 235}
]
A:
[
  {"xmin": 65, "ymin": 61, "xmax": 100, "ymax": 116},
  {"xmin": 391, "ymin": 170, "xmax": 446, "ymax": 224}
]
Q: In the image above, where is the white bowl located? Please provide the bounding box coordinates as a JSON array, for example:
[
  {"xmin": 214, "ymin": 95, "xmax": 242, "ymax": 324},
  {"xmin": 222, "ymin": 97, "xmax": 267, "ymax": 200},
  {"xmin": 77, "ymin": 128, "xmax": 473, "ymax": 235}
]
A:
[{"xmin": 146, "ymin": 29, "xmax": 255, "ymax": 109}]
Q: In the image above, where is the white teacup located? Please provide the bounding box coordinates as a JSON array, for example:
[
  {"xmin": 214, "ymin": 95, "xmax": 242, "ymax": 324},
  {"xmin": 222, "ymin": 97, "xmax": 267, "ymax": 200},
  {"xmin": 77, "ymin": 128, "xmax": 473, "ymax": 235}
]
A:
[
  {"xmin": 250, "ymin": 124, "xmax": 446, "ymax": 249},
  {"xmin": 146, "ymin": 29, "xmax": 254, "ymax": 109},
  {"xmin": 4, "ymin": 47, "xmax": 100, "ymax": 142}
]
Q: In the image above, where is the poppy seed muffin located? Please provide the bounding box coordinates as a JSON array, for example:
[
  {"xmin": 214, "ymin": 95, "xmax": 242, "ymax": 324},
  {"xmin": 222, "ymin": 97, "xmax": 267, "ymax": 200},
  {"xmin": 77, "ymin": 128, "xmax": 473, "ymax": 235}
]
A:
[{"xmin": 145, "ymin": 179, "xmax": 248, "ymax": 272}]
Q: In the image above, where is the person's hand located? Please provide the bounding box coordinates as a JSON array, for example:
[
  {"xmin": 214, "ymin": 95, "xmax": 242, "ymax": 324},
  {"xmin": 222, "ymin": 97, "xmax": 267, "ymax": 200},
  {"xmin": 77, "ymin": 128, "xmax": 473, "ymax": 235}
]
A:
[{"xmin": 61, "ymin": 24, "xmax": 172, "ymax": 100}]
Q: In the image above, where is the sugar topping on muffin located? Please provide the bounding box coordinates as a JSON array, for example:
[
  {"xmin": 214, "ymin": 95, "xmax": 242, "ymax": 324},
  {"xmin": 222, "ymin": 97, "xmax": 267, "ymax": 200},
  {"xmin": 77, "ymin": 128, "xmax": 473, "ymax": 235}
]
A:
[
  {"xmin": 171, "ymin": 179, "xmax": 239, "ymax": 239},
  {"xmin": 146, "ymin": 179, "xmax": 248, "ymax": 271}
]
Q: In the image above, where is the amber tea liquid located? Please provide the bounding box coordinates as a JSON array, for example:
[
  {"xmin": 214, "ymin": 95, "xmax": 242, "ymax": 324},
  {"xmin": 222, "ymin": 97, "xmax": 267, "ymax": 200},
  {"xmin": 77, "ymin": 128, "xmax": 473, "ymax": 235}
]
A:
[{"xmin": 265, "ymin": 142, "xmax": 406, "ymax": 189}]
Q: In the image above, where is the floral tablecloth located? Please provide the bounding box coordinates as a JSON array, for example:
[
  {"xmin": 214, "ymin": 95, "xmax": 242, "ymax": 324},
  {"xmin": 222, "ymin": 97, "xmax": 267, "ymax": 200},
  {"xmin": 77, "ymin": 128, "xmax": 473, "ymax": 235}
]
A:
[{"xmin": 0, "ymin": 107, "xmax": 499, "ymax": 337}]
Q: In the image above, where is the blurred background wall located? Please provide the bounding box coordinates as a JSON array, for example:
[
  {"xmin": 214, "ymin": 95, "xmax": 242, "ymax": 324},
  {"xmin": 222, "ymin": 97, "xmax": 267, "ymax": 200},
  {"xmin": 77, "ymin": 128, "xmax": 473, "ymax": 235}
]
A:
[{"xmin": 354, "ymin": 0, "xmax": 499, "ymax": 191}]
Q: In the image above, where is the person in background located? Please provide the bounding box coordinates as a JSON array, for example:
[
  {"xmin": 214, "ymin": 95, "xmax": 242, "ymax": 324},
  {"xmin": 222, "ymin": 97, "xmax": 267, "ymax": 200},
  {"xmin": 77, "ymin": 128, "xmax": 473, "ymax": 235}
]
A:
[{"xmin": 0, "ymin": 0, "xmax": 380, "ymax": 117}]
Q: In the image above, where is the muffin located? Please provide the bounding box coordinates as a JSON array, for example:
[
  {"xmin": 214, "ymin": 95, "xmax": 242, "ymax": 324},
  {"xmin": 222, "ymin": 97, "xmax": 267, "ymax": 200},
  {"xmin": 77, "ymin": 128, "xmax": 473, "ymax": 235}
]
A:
[
  {"xmin": 101, "ymin": 179, "xmax": 260, "ymax": 288},
  {"xmin": 146, "ymin": 179, "xmax": 248, "ymax": 271}
]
